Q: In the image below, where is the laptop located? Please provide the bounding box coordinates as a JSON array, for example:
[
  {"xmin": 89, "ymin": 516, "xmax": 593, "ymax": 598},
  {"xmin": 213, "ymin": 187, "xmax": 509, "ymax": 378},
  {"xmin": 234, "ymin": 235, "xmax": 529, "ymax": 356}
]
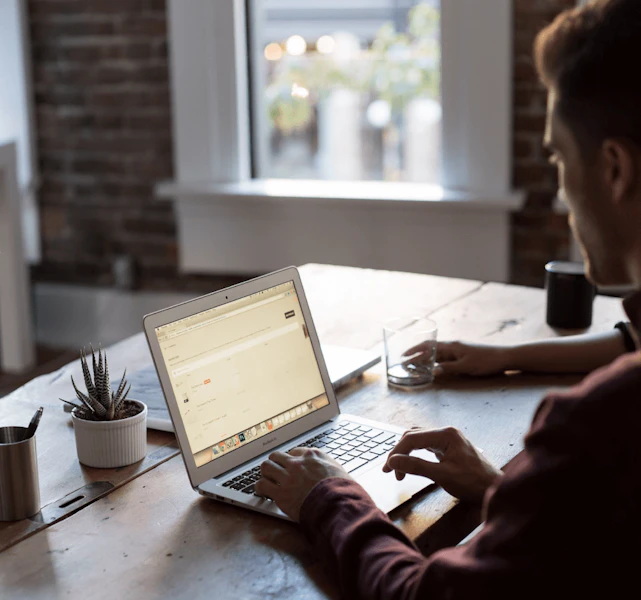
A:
[{"xmin": 143, "ymin": 266, "xmax": 435, "ymax": 520}]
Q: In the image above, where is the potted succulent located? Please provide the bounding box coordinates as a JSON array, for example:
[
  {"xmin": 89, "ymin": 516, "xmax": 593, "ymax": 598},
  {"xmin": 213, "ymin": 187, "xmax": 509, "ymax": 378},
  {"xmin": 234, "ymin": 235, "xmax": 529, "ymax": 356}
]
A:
[{"xmin": 60, "ymin": 346, "xmax": 147, "ymax": 468}]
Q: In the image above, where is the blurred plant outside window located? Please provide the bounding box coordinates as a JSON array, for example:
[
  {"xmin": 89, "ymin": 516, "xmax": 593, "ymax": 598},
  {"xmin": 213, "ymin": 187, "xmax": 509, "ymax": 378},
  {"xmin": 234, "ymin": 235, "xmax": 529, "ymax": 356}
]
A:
[{"xmin": 256, "ymin": 2, "xmax": 441, "ymax": 183}]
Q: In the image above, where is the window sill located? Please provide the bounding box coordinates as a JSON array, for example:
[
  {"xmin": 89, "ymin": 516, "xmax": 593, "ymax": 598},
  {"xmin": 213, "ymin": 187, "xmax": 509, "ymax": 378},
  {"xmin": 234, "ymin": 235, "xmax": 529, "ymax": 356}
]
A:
[{"xmin": 156, "ymin": 179, "xmax": 525, "ymax": 212}]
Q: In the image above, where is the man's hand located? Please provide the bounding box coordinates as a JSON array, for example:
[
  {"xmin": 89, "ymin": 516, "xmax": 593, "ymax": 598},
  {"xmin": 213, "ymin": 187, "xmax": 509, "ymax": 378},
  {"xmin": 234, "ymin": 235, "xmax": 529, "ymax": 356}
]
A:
[
  {"xmin": 382, "ymin": 427, "xmax": 502, "ymax": 503},
  {"xmin": 405, "ymin": 341, "xmax": 510, "ymax": 377},
  {"xmin": 255, "ymin": 448, "xmax": 351, "ymax": 521}
]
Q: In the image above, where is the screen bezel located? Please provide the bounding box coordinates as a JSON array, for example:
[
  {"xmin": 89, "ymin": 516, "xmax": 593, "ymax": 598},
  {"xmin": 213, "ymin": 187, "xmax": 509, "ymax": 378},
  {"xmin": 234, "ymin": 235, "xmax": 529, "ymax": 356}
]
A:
[{"xmin": 143, "ymin": 266, "xmax": 340, "ymax": 487}]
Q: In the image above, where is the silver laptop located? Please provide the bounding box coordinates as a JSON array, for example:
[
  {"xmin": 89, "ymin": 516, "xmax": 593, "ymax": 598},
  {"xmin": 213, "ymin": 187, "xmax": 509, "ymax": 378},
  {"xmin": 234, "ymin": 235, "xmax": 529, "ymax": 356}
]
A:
[{"xmin": 143, "ymin": 266, "xmax": 434, "ymax": 519}]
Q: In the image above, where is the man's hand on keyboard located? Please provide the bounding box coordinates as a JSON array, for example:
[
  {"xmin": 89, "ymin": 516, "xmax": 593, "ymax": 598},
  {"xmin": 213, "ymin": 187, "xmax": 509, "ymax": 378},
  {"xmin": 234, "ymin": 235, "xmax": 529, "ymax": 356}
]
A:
[
  {"xmin": 255, "ymin": 448, "xmax": 351, "ymax": 522},
  {"xmin": 382, "ymin": 427, "xmax": 502, "ymax": 503}
]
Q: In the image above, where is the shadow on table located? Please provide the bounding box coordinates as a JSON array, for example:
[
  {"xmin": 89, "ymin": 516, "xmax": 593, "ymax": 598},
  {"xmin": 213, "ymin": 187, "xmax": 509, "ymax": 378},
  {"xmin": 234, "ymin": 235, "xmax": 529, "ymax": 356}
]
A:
[
  {"xmin": 0, "ymin": 528, "xmax": 62, "ymax": 597},
  {"xmin": 155, "ymin": 495, "xmax": 339, "ymax": 600}
]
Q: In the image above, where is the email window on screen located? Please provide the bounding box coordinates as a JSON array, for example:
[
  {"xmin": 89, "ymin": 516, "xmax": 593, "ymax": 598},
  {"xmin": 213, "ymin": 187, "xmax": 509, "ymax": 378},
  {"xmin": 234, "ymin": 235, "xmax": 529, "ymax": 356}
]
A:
[{"xmin": 156, "ymin": 282, "xmax": 329, "ymax": 467}]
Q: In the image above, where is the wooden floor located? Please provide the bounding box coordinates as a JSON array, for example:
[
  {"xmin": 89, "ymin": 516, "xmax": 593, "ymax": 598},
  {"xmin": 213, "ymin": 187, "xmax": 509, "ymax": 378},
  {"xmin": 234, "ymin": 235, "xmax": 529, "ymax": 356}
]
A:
[{"xmin": 0, "ymin": 347, "xmax": 77, "ymax": 399}]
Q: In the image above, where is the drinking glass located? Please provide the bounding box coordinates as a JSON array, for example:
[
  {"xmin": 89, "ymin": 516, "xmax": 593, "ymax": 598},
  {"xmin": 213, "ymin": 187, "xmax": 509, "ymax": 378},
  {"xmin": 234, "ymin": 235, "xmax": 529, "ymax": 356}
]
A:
[{"xmin": 383, "ymin": 317, "xmax": 437, "ymax": 388}]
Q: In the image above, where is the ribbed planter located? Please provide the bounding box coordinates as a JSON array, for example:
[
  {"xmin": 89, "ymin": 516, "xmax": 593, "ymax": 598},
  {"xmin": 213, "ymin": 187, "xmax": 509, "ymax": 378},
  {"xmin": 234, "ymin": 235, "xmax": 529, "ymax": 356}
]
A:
[{"xmin": 72, "ymin": 400, "xmax": 147, "ymax": 468}]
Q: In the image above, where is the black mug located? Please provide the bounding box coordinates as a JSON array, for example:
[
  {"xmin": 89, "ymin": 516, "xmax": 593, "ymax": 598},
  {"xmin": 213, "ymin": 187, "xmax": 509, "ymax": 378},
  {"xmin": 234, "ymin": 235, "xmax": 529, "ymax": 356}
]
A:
[{"xmin": 545, "ymin": 261, "xmax": 596, "ymax": 330}]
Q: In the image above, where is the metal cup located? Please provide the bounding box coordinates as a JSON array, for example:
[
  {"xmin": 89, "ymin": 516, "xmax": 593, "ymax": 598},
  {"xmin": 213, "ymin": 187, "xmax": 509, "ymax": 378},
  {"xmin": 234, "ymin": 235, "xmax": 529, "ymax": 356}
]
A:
[{"xmin": 0, "ymin": 426, "xmax": 41, "ymax": 521}]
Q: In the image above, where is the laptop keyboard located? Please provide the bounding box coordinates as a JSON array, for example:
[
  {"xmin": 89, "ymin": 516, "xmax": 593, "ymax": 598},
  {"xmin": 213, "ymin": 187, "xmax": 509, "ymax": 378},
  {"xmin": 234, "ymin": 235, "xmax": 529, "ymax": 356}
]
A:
[{"xmin": 221, "ymin": 422, "xmax": 401, "ymax": 497}]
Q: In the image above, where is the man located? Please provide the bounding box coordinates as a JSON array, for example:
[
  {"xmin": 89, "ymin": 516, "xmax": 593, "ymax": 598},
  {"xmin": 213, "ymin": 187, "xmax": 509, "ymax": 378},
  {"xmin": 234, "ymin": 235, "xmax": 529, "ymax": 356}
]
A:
[{"xmin": 255, "ymin": 1, "xmax": 641, "ymax": 597}]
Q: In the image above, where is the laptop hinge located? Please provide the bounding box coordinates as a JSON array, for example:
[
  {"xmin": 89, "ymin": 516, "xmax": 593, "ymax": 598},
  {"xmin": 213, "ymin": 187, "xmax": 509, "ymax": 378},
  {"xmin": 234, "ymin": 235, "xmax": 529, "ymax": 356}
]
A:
[{"xmin": 212, "ymin": 421, "xmax": 334, "ymax": 481}]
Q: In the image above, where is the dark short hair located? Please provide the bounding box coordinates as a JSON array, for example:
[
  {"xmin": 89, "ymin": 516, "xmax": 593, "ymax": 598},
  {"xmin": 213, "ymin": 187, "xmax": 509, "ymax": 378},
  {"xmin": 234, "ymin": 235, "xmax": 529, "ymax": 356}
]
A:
[{"xmin": 534, "ymin": 0, "xmax": 641, "ymax": 153}]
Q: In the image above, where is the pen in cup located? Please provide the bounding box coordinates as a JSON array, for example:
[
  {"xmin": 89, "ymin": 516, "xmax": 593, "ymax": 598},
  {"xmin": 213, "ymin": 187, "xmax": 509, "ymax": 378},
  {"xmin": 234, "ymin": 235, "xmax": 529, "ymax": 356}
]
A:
[{"xmin": 24, "ymin": 407, "xmax": 44, "ymax": 441}]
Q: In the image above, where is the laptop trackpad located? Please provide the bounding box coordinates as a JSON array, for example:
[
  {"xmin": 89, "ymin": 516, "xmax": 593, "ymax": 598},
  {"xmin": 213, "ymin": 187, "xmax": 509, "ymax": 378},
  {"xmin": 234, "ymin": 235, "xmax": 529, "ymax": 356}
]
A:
[{"xmin": 356, "ymin": 449, "xmax": 436, "ymax": 514}]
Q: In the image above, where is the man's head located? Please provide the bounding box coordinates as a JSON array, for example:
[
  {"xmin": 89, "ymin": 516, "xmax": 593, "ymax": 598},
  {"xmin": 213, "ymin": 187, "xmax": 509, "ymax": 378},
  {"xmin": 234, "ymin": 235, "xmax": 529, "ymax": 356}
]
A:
[{"xmin": 535, "ymin": 0, "xmax": 641, "ymax": 286}]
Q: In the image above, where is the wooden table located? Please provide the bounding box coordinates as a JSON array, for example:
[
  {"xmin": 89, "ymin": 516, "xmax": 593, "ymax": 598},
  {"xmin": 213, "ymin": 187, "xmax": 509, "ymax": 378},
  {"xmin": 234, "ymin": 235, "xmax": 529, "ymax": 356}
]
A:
[{"xmin": 0, "ymin": 264, "xmax": 627, "ymax": 599}]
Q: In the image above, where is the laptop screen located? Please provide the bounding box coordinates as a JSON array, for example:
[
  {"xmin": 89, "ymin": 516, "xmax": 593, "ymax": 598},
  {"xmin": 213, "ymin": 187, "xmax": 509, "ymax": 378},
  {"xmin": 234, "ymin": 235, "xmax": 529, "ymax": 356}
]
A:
[{"xmin": 154, "ymin": 281, "xmax": 330, "ymax": 467}]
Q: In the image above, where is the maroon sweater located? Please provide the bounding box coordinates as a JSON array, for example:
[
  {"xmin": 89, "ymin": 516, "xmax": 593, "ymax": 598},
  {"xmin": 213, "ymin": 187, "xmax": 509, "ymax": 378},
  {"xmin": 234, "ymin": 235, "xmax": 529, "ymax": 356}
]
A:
[{"xmin": 300, "ymin": 292, "xmax": 641, "ymax": 599}]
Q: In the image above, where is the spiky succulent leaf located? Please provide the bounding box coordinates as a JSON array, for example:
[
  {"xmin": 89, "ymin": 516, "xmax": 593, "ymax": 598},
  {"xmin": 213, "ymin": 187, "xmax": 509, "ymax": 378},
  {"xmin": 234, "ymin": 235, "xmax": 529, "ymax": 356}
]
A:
[
  {"xmin": 90, "ymin": 344, "xmax": 98, "ymax": 384},
  {"xmin": 105, "ymin": 367, "xmax": 115, "ymax": 420},
  {"xmin": 100, "ymin": 352, "xmax": 112, "ymax": 411},
  {"xmin": 76, "ymin": 407, "xmax": 94, "ymax": 420},
  {"xmin": 72, "ymin": 376, "xmax": 107, "ymax": 418},
  {"xmin": 114, "ymin": 383, "xmax": 131, "ymax": 414},
  {"xmin": 93, "ymin": 348, "xmax": 106, "ymax": 407},
  {"xmin": 60, "ymin": 398, "xmax": 83, "ymax": 411},
  {"xmin": 71, "ymin": 376, "xmax": 93, "ymax": 410},
  {"xmin": 113, "ymin": 369, "xmax": 127, "ymax": 403},
  {"xmin": 80, "ymin": 349, "xmax": 96, "ymax": 399},
  {"xmin": 97, "ymin": 346, "xmax": 103, "ymax": 382}
]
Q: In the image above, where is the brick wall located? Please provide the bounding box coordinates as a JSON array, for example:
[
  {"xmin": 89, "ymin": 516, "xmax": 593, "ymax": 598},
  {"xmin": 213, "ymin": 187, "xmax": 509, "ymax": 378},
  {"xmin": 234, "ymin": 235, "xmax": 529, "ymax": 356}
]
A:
[
  {"xmin": 28, "ymin": 0, "xmax": 245, "ymax": 292},
  {"xmin": 29, "ymin": 0, "xmax": 575, "ymax": 291},
  {"xmin": 510, "ymin": 0, "xmax": 577, "ymax": 287}
]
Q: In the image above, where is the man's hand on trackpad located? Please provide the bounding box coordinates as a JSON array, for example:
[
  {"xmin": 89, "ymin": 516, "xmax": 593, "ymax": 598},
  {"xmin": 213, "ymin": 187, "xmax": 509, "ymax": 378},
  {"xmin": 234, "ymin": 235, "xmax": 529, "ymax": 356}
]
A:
[{"xmin": 382, "ymin": 427, "xmax": 503, "ymax": 503}]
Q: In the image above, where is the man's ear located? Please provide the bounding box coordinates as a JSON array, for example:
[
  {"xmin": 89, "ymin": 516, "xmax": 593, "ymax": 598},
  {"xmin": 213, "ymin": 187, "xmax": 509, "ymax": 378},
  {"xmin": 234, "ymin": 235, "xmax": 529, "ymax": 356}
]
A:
[{"xmin": 601, "ymin": 139, "xmax": 637, "ymax": 205}]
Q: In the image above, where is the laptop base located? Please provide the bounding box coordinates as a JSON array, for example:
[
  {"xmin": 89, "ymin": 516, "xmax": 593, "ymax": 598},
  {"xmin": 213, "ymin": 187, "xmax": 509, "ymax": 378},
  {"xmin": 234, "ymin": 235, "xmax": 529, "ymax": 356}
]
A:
[{"xmin": 198, "ymin": 414, "xmax": 435, "ymax": 521}]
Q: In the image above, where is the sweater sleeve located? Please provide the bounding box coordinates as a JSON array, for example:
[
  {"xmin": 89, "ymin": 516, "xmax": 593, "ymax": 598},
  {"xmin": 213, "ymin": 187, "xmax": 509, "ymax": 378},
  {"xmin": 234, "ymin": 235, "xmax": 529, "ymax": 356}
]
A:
[{"xmin": 299, "ymin": 477, "xmax": 430, "ymax": 600}]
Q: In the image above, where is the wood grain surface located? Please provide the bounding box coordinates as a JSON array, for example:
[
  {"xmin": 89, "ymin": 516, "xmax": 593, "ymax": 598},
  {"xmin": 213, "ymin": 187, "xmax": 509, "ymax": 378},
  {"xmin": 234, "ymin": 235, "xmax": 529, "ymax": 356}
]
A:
[
  {"xmin": 299, "ymin": 263, "xmax": 482, "ymax": 350},
  {"xmin": 0, "ymin": 264, "xmax": 628, "ymax": 599}
]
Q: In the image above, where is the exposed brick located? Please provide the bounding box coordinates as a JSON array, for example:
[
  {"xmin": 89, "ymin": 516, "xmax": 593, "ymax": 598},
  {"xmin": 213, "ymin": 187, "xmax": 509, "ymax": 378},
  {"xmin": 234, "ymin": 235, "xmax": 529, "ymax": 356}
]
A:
[
  {"xmin": 513, "ymin": 138, "xmax": 536, "ymax": 160},
  {"xmin": 133, "ymin": 45, "xmax": 157, "ymax": 61},
  {"xmin": 122, "ymin": 209, "xmax": 176, "ymax": 236},
  {"xmin": 514, "ymin": 113, "xmax": 548, "ymax": 133},
  {"xmin": 30, "ymin": 19, "xmax": 116, "ymax": 39},
  {"xmin": 511, "ymin": 0, "xmax": 572, "ymax": 286},
  {"xmin": 31, "ymin": 262, "xmax": 113, "ymax": 287},
  {"xmin": 41, "ymin": 206, "xmax": 69, "ymax": 240},
  {"xmin": 27, "ymin": 0, "xmax": 176, "ymax": 290},
  {"xmin": 523, "ymin": 190, "xmax": 556, "ymax": 210},
  {"xmin": 514, "ymin": 88, "xmax": 545, "ymax": 109},
  {"xmin": 513, "ymin": 164, "xmax": 557, "ymax": 188},
  {"xmin": 87, "ymin": 87, "xmax": 170, "ymax": 108},
  {"xmin": 514, "ymin": 59, "xmax": 538, "ymax": 82},
  {"xmin": 126, "ymin": 112, "xmax": 172, "ymax": 130},
  {"xmin": 116, "ymin": 16, "xmax": 167, "ymax": 36}
]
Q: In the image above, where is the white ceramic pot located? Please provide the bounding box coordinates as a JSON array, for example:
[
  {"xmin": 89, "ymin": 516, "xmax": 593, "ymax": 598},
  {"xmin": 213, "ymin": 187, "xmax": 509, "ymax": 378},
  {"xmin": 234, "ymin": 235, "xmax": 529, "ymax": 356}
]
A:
[{"xmin": 72, "ymin": 400, "xmax": 147, "ymax": 468}]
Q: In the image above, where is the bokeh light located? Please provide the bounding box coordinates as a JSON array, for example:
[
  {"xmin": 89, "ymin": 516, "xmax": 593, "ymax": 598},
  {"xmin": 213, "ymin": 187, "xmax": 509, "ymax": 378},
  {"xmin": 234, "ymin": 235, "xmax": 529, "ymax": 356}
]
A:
[
  {"xmin": 291, "ymin": 83, "xmax": 309, "ymax": 99},
  {"xmin": 286, "ymin": 35, "xmax": 307, "ymax": 56},
  {"xmin": 316, "ymin": 35, "xmax": 335, "ymax": 54},
  {"xmin": 264, "ymin": 42, "xmax": 283, "ymax": 61}
]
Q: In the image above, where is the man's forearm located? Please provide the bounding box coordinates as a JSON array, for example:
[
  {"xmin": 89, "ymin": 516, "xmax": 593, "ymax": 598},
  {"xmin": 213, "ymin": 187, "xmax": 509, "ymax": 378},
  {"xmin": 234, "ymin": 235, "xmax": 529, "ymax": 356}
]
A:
[
  {"xmin": 300, "ymin": 478, "xmax": 428, "ymax": 600},
  {"xmin": 503, "ymin": 329, "xmax": 626, "ymax": 374}
]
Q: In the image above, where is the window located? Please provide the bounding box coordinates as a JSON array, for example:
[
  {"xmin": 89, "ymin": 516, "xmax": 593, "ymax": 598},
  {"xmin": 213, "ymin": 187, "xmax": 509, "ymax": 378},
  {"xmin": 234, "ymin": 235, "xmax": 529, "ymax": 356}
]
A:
[
  {"xmin": 162, "ymin": 0, "xmax": 521, "ymax": 282},
  {"xmin": 250, "ymin": 1, "xmax": 441, "ymax": 183},
  {"xmin": 166, "ymin": 0, "xmax": 513, "ymax": 195}
]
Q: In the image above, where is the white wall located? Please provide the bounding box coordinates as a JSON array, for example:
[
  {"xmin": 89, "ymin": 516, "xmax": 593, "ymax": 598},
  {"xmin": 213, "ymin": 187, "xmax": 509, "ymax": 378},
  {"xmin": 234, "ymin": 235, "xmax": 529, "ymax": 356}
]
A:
[
  {"xmin": 0, "ymin": 0, "xmax": 40, "ymax": 263},
  {"xmin": 176, "ymin": 196, "xmax": 513, "ymax": 282}
]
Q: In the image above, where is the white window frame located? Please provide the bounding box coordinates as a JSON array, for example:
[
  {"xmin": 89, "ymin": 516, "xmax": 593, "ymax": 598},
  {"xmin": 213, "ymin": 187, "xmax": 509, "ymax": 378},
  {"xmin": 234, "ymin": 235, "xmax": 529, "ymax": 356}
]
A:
[{"xmin": 160, "ymin": 0, "xmax": 523, "ymax": 282}]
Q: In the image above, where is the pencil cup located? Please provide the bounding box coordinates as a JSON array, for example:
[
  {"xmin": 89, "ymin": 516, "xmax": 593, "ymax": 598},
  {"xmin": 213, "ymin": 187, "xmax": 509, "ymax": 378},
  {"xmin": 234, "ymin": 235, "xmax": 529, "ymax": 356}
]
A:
[{"xmin": 0, "ymin": 426, "xmax": 41, "ymax": 521}]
